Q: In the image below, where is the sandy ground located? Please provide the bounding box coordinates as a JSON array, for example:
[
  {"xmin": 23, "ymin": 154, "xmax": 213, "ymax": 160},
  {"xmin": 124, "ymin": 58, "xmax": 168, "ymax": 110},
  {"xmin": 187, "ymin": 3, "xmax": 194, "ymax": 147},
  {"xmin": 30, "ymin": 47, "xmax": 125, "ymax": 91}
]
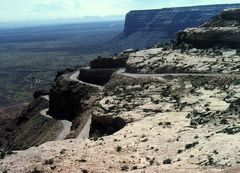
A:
[
  {"xmin": 1, "ymin": 111, "xmax": 237, "ymax": 173},
  {"xmin": 78, "ymin": 115, "xmax": 92, "ymax": 138}
]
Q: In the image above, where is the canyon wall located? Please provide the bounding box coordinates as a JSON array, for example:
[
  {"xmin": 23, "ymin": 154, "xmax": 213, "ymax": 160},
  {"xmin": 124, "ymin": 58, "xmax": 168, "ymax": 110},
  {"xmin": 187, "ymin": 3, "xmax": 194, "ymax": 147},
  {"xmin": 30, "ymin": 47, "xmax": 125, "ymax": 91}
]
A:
[
  {"xmin": 177, "ymin": 8, "xmax": 240, "ymax": 48},
  {"xmin": 112, "ymin": 4, "xmax": 240, "ymax": 50}
]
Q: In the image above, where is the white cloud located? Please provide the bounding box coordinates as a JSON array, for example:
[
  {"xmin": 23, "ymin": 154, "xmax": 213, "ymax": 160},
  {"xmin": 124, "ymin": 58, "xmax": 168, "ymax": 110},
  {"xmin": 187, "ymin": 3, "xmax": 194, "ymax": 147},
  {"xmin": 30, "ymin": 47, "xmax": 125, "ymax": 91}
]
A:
[{"xmin": 0, "ymin": 0, "xmax": 240, "ymax": 22}]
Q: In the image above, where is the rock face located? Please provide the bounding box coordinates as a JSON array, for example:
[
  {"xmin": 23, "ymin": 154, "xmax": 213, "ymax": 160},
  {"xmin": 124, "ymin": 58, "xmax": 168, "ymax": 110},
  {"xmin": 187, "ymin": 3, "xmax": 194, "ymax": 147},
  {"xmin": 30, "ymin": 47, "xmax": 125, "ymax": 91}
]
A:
[
  {"xmin": 90, "ymin": 115, "xmax": 127, "ymax": 138},
  {"xmin": 221, "ymin": 8, "xmax": 240, "ymax": 20},
  {"xmin": 90, "ymin": 57, "xmax": 127, "ymax": 69},
  {"xmin": 86, "ymin": 53, "xmax": 132, "ymax": 85},
  {"xmin": 79, "ymin": 69, "xmax": 115, "ymax": 86},
  {"xmin": 48, "ymin": 73, "xmax": 99, "ymax": 121},
  {"xmin": 177, "ymin": 9, "xmax": 240, "ymax": 48},
  {"xmin": 177, "ymin": 27, "xmax": 240, "ymax": 48},
  {"xmin": 118, "ymin": 4, "xmax": 240, "ymax": 49},
  {"xmin": 124, "ymin": 4, "xmax": 240, "ymax": 37},
  {"xmin": 33, "ymin": 90, "xmax": 49, "ymax": 99}
]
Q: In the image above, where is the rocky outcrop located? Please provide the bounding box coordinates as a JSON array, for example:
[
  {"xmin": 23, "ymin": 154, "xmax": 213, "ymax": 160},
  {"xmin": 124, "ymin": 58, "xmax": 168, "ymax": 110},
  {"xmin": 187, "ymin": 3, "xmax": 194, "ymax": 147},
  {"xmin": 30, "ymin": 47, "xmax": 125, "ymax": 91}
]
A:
[
  {"xmin": 33, "ymin": 90, "xmax": 49, "ymax": 99},
  {"xmin": 221, "ymin": 8, "xmax": 240, "ymax": 20},
  {"xmin": 90, "ymin": 115, "xmax": 126, "ymax": 138},
  {"xmin": 90, "ymin": 57, "xmax": 127, "ymax": 69},
  {"xmin": 48, "ymin": 73, "xmax": 100, "ymax": 121},
  {"xmin": 86, "ymin": 52, "xmax": 133, "ymax": 85},
  {"xmin": 79, "ymin": 69, "xmax": 116, "ymax": 86},
  {"xmin": 177, "ymin": 8, "xmax": 240, "ymax": 48},
  {"xmin": 177, "ymin": 27, "xmax": 240, "ymax": 48}
]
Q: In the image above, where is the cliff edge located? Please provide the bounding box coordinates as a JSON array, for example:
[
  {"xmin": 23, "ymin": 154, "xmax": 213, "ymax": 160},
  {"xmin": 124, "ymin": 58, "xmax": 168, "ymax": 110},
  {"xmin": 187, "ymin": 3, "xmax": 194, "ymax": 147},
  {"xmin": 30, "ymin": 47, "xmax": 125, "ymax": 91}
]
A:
[{"xmin": 114, "ymin": 3, "xmax": 240, "ymax": 50}]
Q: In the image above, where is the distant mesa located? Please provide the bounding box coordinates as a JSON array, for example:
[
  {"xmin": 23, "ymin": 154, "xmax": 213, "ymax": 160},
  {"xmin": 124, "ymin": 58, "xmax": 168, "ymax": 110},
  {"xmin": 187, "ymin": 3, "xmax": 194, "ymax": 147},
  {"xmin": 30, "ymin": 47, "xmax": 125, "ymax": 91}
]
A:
[
  {"xmin": 124, "ymin": 4, "xmax": 240, "ymax": 37},
  {"xmin": 109, "ymin": 3, "xmax": 240, "ymax": 50}
]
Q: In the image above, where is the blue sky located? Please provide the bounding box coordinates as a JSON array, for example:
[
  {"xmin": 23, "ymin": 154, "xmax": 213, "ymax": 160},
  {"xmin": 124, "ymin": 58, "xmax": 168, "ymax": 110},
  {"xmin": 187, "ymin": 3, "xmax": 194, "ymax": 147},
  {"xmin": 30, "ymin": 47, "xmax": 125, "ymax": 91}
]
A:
[{"xmin": 0, "ymin": 0, "xmax": 240, "ymax": 22}]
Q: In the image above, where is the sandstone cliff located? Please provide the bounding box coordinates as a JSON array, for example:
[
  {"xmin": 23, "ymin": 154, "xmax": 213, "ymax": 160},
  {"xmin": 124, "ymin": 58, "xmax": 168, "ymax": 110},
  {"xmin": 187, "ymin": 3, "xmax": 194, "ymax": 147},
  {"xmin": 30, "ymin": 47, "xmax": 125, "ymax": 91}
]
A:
[
  {"xmin": 109, "ymin": 4, "xmax": 240, "ymax": 50},
  {"xmin": 177, "ymin": 8, "xmax": 240, "ymax": 48}
]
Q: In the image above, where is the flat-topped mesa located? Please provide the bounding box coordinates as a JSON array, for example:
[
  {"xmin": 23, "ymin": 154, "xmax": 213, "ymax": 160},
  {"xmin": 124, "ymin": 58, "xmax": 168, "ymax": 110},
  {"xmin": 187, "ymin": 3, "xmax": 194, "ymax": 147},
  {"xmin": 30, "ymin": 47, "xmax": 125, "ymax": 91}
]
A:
[{"xmin": 177, "ymin": 8, "xmax": 240, "ymax": 48}]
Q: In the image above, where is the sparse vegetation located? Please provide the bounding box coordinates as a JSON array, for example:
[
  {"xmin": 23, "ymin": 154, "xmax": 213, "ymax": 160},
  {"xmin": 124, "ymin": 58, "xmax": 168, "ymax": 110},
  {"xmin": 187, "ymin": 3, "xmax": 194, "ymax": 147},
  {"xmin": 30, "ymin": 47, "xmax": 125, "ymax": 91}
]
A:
[
  {"xmin": 31, "ymin": 168, "xmax": 44, "ymax": 173},
  {"xmin": 0, "ymin": 149, "xmax": 15, "ymax": 159},
  {"xmin": 116, "ymin": 146, "xmax": 122, "ymax": 152},
  {"xmin": 121, "ymin": 165, "xmax": 129, "ymax": 171},
  {"xmin": 60, "ymin": 149, "xmax": 67, "ymax": 154},
  {"xmin": 141, "ymin": 138, "xmax": 148, "ymax": 142},
  {"xmin": 178, "ymin": 149, "xmax": 183, "ymax": 154},
  {"xmin": 163, "ymin": 158, "xmax": 172, "ymax": 164},
  {"xmin": 43, "ymin": 158, "xmax": 54, "ymax": 165},
  {"xmin": 82, "ymin": 169, "xmax": 88, "ymax": 173},
  {"xmin": 185, "ymin": 142, "xmax": 199, "ymax": 150},
  {"xmin": 0, "ymin": 21, "xmax": 123, "ymax": 108}
]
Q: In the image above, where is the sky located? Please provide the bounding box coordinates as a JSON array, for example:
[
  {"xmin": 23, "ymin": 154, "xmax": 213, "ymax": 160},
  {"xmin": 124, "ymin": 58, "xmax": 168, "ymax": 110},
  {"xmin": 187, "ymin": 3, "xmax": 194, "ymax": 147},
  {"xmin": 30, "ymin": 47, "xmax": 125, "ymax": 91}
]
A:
[{"xmin": 0, "ymin": 0, "xmax": 240, "ymax": 22}]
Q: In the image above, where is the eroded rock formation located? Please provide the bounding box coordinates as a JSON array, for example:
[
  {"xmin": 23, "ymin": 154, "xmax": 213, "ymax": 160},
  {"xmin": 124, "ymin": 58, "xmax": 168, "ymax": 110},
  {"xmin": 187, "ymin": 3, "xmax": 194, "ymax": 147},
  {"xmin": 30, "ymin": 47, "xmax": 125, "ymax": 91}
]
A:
[
  {"xmin": 48, "ymin": 73, "xmax": 100, "ymax": 121},
  {"xmin": 79, "ymin": 69, "xmax": 115, "ymax": 86},
  {"xmin": 177, "ymin": 8, "xmax": 240, "ymax": 48}
]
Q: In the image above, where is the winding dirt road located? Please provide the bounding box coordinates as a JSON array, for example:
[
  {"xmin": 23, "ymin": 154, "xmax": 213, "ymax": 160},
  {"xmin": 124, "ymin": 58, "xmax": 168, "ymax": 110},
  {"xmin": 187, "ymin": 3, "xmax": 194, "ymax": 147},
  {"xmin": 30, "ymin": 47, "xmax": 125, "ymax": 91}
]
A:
[
  {"xmin": 69, "ymin": 71, "xmax": 104, "ymax": 90},
  {"xmin": 40, "ymin": 95, "xmax": 72, "ymax": 141},
  {"xmin": 78, "ymin": 115, "xmax": 92, "ymax": 138},
  {"xmin": 117, "ymin": 69, "xmax": 240, "ymax": 78},
  {"xmin": 39, "ymin": 68, "xmax": 240, "ymax": 140},
  {"xmin": 39, "ymin": 70, "xmax": 102, "ymax": 140}
]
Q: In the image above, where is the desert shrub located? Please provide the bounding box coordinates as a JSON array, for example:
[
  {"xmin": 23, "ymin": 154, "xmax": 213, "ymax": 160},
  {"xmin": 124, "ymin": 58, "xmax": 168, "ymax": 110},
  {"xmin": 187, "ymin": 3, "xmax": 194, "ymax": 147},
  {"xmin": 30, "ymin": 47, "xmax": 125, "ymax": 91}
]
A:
[{"xmin": 233, "ymin": 79, "xmax": 240, "ymax": 85}]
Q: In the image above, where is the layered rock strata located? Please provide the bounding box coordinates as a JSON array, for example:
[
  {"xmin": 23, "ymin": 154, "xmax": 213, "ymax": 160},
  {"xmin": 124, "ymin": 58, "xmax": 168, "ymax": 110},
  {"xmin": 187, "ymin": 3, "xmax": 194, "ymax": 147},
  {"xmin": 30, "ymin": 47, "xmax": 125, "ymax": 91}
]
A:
[{"xmin": 177, "ymin": 9, "xmax": 240, "ymax": 48}]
